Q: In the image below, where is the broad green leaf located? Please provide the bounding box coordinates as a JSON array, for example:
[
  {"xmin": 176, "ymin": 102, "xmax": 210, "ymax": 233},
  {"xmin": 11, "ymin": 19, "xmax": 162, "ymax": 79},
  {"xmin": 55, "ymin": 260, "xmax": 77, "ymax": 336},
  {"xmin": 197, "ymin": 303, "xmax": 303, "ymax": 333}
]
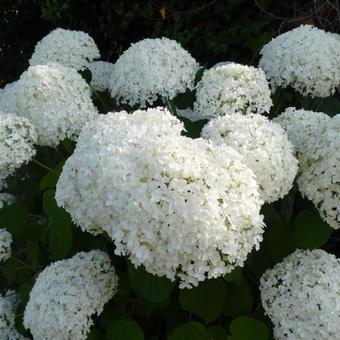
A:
[
  {"xmin": 40, "ymin": 162, "xmax": 63, "ymax": 190},
  {"xmin": 293, "ymin": 209, "xmax": 332, "ymax": 249},
  {"xmin": 0, "ymin": 203, "xmax": 27, "ymax": 240},
  {"xmin": 107, "ymin": 319, "xmax": 144, "ymax": 340},
  {"xmin": 208, "ymin": 325, "xmax": 229, "ymax": 340},
  {"xmin": 127, "ymin": 261, "xmax": 174, "ymax": 303},
  {"xmin": 168, "ymin": 322, "xmax": 210, "ymax": 340},
  {"xmin": 228, "ymin": 316, "xmax": 269, "ymax": 340},
  {"xmin": 43, "ymin": 190, "xmax": 73, "ymax": 260},
  {"xmin": 179, "ymin": 278, "xmax": 227, "ymax": 324}
]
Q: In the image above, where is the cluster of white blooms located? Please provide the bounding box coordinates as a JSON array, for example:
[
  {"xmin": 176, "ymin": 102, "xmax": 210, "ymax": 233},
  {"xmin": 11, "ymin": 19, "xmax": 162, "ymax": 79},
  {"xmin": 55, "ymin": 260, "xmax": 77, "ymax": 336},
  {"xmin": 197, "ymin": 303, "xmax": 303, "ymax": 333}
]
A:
[
  {"xmin": 0, "ymin": 193, "xmax": 15, "ymax": 209},
  {"xmin": 193, "ymin": 63, "xmax": 272, "ymax": 120},
  {"xmin": 274, "ymin": 107, "xmax": 331, "ymax": 163},
  {"xmin": 0, "ymin": 113, "xmax": 37, "ymax": 189},
  {"xmin": 202, "ymin": 114, "xmax": 298, "ymax": 203},
  {"xmin": 109, "ymin": 38, "xmax": 199, "ymax": 107},
  {"xmin": 8, "ymin": 63, "xmax": 97, "ymax": 147},
  {"xmin": 297, "ymin": 115, "xmax": 339, "ymax": 229},
  {"xmin": 0, "ymin": 82, "xmax": 18, "ymax": 114},
  {"xmin": 259, "ymin": 25, "xmax": 340, "ymax": 97},
  {"xmin": 88, "ymin": 61, "xmax": 115, "ymax": 91},
  {"xmin": 29, "ymin": 28, "xmax": 100, "ymax": 70},
  {"xmin": 260, "ymin": 249, "xmax": 340, "ymax": 340},
  {"xmin": 24, "ymin": 250, "xmax": 118, "ymax": 340},
  {"xmin": 56, "ymin": 108, "xmax": 264, "ymax": 287},
  {"xmin": 0, "ymin": 229, "xmax": 12, "ymax": 262}
]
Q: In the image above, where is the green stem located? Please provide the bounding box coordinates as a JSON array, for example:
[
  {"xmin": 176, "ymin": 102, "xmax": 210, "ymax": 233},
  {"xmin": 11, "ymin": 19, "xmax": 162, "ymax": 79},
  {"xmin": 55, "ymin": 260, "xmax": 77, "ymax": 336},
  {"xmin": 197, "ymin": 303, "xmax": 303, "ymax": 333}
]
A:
[
  {"xmin": 89, "ymin": 83, "xmax": 110, "ymax": 111},
  {"xmin": 164, "ymin": 97, "xmax": 177, "ymax": 116},
  {"xmin": 32, "ymin": 159, "xmax": 58, "ymax": 175}
]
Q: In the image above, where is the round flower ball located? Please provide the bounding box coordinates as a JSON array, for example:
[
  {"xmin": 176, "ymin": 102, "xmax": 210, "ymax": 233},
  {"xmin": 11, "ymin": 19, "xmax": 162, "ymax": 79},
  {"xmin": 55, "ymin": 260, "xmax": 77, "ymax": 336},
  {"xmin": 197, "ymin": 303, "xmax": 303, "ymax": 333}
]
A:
[
  {"xmin": 13, "ymin": 63, "xmax": 98, "ymax": 147},
  {"xmin": 0, "ymin": 112, "xmax": 37, "ymax": 189},
  {"xmin": 260, "ymin": 249, "xmax": 340, "ymax": 340},
  {"xmin": 88, "ymin": 61, "xmax": 115, "ymax": 92},
  {"xmin": 259, "ymin": 25, "xmax": 340, "ymax": 98},
  {"xmin": 56, "ymin": 108, "xmax": 264, "ymax": 288},
  {"xmin": 109, "ymin": 37, "xmax": 199, "ymax": 107},
  {"xmin": 0, "ymin": 228, "xmax": 12, "ymax": 262},
  {"xmin": 202, "ymin": 113, "xmax": 298, "ymax": 203},
  {"xmin": 29, "ymin": 28, "xmax": 100, "ymax": 70},
  {"xmin": 297, "ymin": 115, "xmax": 339, "ymax": 229},
  {"xmin": 193, "ymin": 63, "xmax": 272, "ymax": 120},
  {"xmin": 24, "ymin": 250, "xmax": 118, "ymax": 340}
]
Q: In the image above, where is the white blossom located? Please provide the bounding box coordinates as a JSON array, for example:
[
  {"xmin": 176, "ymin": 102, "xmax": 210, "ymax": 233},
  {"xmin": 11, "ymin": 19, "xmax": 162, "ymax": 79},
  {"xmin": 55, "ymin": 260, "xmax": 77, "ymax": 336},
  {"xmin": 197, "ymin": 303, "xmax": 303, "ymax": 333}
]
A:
[
  {"xmin": 0, "ymin": 193, "xmax": 15, "ymax": 209},
  {"xmin": 193, "ymin": 63, "xmax": 272, "ymax": 120},
  {"xmin": 10, "ymin": 63, "xmax": 98, "ymax": 147},
  {"xmin": 0, "ymin": 112, "xmax": 37, "ymax": 189},
  {"xmin": 260, "ymin": 249, "xmax": 340, "ymax": 340},
  {"xmin": 259, "ymin": 25, "xmax": 340, "ymax": 97},
  {"xmin": 29, "ymin": 28, "xmax": 100, "ymax": 70},
  {"xmin": 56, "ymin": 108, "xmax": 264, "ymax": 288},
  {"xmin": 109, "ymin": 37, "xmax": 199, "ymax": 107},
  {"xmin": 88, "ymin": 61, "xmax": 115, "ymax": 91},
  {"xmin": 0, "ymin": 82, "xmax": 19, "ymax": 116},
  {"xmin": 0, "ymin": 229, "xmax": 12, "ymax": 262},
  {"xmin": 23, "ymin": 250, "xmax": 118, "ymax": 340},
  {"xmin": 202, "ymin": 113, "xmax": 298, "ymax": 202}
]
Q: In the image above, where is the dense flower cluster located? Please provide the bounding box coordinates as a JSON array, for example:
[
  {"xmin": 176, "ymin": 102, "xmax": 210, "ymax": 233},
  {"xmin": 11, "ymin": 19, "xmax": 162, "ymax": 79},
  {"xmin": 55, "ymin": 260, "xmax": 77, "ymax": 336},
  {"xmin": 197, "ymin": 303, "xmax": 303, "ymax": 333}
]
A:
[
  {"xmin": 0, "ymin": 229, "xmax": 12, "ymax": 262},
  {"xmin": 297, "ymin": 115, "xmax": 339, "ymax": 229},
  {"xmin": 0, "ymin": 113, "xmax": 36, "ymax": 189},
  {"xmin": 0, "ymin": 82, "xmax": 18, "ymax": 114},
  {"xmin": 274, "ymin": 107, "xmax": 331, "ymax": 163},
  {"xmin": 0, "ymin": 193, "xmax": 15, "ymax": 209},
  {"xmin": 29, "ymin": 28, "xmax": 100, "ymax": 70},
  {"xmin": 109, "ymin": 38, "xmax": 199, "ymax": 107},
  {"xmin": 23, "ymin": 250, "xmax": 118, "ymax": 340},
  {"xmin": 259, "ymin": 25, "xmax": 340, "ymax": 97},
  {"xmin": 260, "ymin": 249, "xmax": 340, "ymax": 340},
  {"xmin": 201, "ymin": 114, "xmax": 298, "ymax": 203},
  {"xmin": 9, "ymin": 63, "xmax": 97, "ymax": 147},
  {"xmin": 88, "ymin": 61, "xmax": 115, "ymax": 91},
  {"xmin": 193, "ymin": 63, "xmax": 272, "ymax": 119},
  {"xmin": 56, "ymin": 108, "xmax": 265, "ymax": 287}
]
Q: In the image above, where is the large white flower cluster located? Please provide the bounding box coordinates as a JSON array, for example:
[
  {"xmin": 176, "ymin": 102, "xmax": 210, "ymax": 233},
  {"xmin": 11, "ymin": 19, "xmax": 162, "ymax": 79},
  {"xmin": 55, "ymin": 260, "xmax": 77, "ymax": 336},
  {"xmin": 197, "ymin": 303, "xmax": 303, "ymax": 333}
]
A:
[
  {"xmin": 23, "ymin": 250, "xmax": 117, "ymax": 340},
  {"xmin": 0, "ymin": 113, "xmax": 37, "ymax": 189},
  {"xmin": 274, "ymin": 107, "xmax": 331, "ymax": 163},
  {"xmin": 56, "ymin": 108, "xmax": 264, "ymax": 287},
  {"xmin": 260, "ymin": 249, "xmax": 340, "ymax": 340},
  {"xmin": 0, "ymin": 82, "xmax": 18, "ymax": 114},
  {"xmin": 193, "ymin": 63, "xmax": 272, "ymax": 120},
  {"xmin": 88, "ymin": 61, "xmax": 115, "ymax": 92},
  {"xmin": 0, "ymin": 228, "xmax": 12, "ymax": 262},
  {"xmin": 259, "ymin": 25, "xmax": 340, "ymax": 97},
  {"xmin": 202, "ymin": 114, "xmax": 298, "ymax": 203},
  {"xmin": 109, "ymin": 38, "xmax": 199, "ymax": 107},
  {"xmin": 9, "ymin": 63, "xmax": 97, "ymax": 147},
  {"xmin": 297, "ymin": 115, "xmax": 339, "ymax": 229},
  {"xmin": 29, "ymin": 28, "xmax": 100, "ymax": 70}
]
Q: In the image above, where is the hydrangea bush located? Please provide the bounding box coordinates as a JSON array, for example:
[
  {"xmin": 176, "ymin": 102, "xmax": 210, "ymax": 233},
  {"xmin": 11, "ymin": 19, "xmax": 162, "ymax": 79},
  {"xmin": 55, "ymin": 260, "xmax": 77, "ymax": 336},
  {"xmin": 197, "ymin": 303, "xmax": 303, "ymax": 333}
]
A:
[{"xmin": 0, "ymin": 25, "xmax": 339, "ymax": 339}]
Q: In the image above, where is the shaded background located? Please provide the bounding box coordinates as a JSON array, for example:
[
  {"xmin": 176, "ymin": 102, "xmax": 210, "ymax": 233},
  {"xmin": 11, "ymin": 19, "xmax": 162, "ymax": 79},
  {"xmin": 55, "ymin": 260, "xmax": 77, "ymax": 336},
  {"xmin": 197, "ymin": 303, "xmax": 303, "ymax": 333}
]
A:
[{"xmin": 1, "ymin": 0, "xmax": 340, "ymax": 87}]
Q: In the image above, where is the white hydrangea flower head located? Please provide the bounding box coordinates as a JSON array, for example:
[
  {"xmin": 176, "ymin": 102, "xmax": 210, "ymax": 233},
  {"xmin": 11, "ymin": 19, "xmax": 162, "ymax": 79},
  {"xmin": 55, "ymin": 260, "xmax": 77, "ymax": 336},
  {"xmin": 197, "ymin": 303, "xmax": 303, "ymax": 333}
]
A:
[
  {"xmin": 0, "ymin": 228, "xmax": 12, "ymax": 262},
  {"xmin": 56, "ymin": 108, "xmax": 264, "ymax": 288},
  {"xmin": 274, "ymin": 107, "xmax": 331, "ymax": 164},
  {"xmin": 109, "ymin": 37, "xmax": 199, "ymax": 107},
  {"xmin": 0, "ymin": 290, "xmax": 16, "ymax": 338},
  {"xmin": 260, "ymin": 249, "xmax": 340, "ymax": 340},
  {"xmin": 88, "ymin": 61, "xmax": 115, "ymax": 91},
  {"xmin": 193, "ymin": 63, "xmax": 272, "ymax": 120},
  {"xmin": 202, "ymin": 114, "xmax": 298, "ymax": 203},
  {"xmin": 0, "ymin": 82, "xmax": 19, "ymax": 115},
  {"xmin": 29, "ymin": 28, "xmax": 100, "ymax": 70},
  {"xmin": 297, "ymin": 115, "xmax": 339, "ymax": 229},
  {"xmin": 13, "ymin": 63, "xmax": 98, "ymax": 147},
  {"xmin": 259, "ymin": 25, "xmax": 340, "ymax": 97},
  {"xmin": 0, "ymin": 193, "xmax": 15, "ymax": 209},
  {"xmin": 23, "ymin": 250, "xmax": 118, "ymax": 340},
  {"xmin": 0, "ymin": 112, "xmax": 37, "ymax": 189}
]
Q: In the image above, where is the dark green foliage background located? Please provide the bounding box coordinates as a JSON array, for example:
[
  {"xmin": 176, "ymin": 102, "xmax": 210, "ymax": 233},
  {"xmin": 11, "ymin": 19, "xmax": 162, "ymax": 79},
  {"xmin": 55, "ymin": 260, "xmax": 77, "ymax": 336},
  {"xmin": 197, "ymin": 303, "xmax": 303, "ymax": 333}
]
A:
[{"xmin": 1, "ymin": 1, "xmax": 340, "ymax": 339}]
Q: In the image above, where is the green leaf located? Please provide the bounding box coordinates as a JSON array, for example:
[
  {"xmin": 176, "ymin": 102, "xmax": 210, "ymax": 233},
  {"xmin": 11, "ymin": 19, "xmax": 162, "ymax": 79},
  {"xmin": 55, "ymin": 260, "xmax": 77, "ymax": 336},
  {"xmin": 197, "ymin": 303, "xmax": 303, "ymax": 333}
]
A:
[
  {"xmin": 317, "ymin": 97, "xmax": 340, "ymax": 116},
  {"xmin": 43, "ymin": 190, "xmax": 73, "ymax": 260},
  {"xmin": 223, "ymin": 269, "xmax": 252, "ymax": 318},
  {"xmin": 1, "ymin": 258, "xmax": 18, "ymax": 284},
  {"xmin": 168, "ymin": 322, "xmax": 210, "ymax": 340},
  {"xmin": 179, "ymin": 278, "xmax": 227, "ymax": 324},
  {"xmin": 208, "ymin": 325, "xmax": 229, "ymax": 340},
  {"xmin": 293, "ymin": 209, "xmax": 332, "ymax": 249},
  {"xmin": 107, "ymin": 319, "xmax": 144, "ymax": 340},
  {"xmin": 228, "ymin": 317, "xmax": 269, "ymax": 340},
  {"xmin": 87, "ymin": 330, "xmax": 107, "ymax": 340},
  {"xmin": 0, "ymin": 203, "xmax": 27, "ymax": 240},
  {"xmin": 40, "ymin": 162, "xmax": 63, "ymax": 190},
  {"xmin": 127, "ymin": 261, "xmax": 174, "ymax": 303}
]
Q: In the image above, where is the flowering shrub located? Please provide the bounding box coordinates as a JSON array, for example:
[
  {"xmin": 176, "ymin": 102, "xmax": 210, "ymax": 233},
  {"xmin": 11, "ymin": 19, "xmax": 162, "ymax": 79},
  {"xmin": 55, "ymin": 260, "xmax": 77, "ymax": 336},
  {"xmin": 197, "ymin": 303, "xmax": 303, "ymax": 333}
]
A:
[{"xmin": 0, "ymin": 25, "xmax": 339, "ymax": 339}]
